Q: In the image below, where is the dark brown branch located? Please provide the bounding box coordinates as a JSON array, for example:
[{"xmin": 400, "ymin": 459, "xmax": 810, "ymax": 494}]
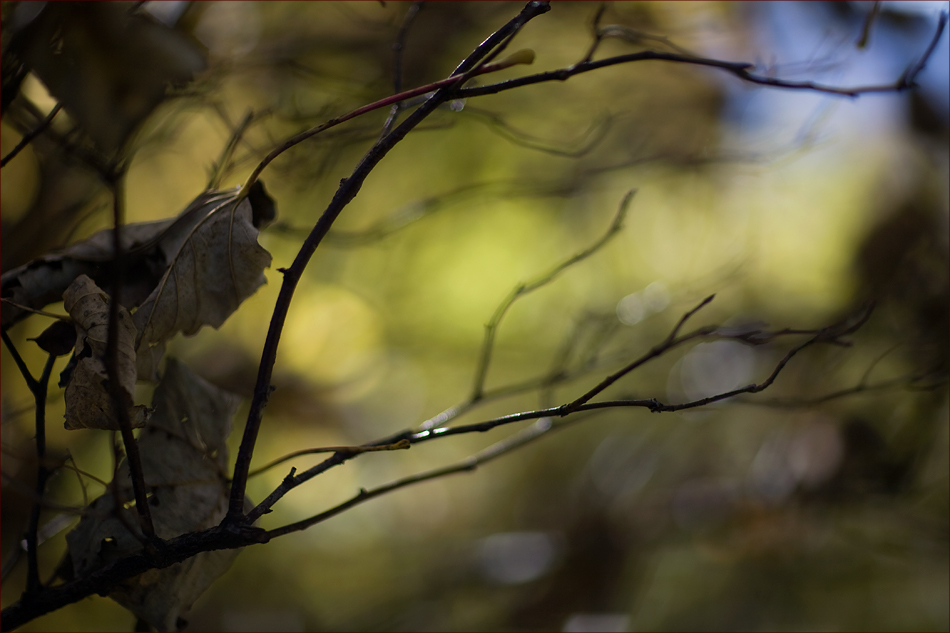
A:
[
  {"xmin": 227, "ymin": 0, "xmax": 552, "ymax": 522},
  {"xmin": 0, "ymin": 332, "xmax": 57, "ymax": 596},
  {"xmin": 24, "ymin": 353, "xmax": 55, "ymax": 595},
  {"xmin": 238, "ymin": 440, "xmax": 411, "ymax": 481},
  {"xmin": 264, "ymin": 415, "xmax": 575, "ymax": 539},
  {"xmin": 0, "ymin": 523, "xmax": 269, "ymax": 632}
]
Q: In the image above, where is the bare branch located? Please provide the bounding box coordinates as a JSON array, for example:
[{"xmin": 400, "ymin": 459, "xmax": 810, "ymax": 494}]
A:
[
  {"xmin": 459, "ymin": 13, "xmax": 948, "ymax": 99},
  {"xmin": 741, "ymin": 369, "xmax": 948, "ymax": 409},
  {"xmin": 240, "ymin": 439, "xmax": 411, "ymax": 481},
  {"xmin": 262, "ymin": 303, "xmax": 881, "ymax": 539},
  {"xmin": 234, "ymin": 39, "xmax": 540, "ymax": 204},
  {"xmin": 227, "ymin": 0, "xmax": 553, "ymax": 522},
  {"xmin": 561, "ymin": 294, "xmax": 716, "ymax": 415},
  {"xmin": 462, "ymin": 107, "xmax": 612, "ymax": 157},
  {"xmin": 265, "ymin": 416, "xmax": 569, "ymax": 539}
]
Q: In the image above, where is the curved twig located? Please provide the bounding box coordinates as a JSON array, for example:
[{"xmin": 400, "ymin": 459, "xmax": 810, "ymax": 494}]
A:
[{"xmin": 458, "ymin": 12, "xmax": 947, "ymax": 99}]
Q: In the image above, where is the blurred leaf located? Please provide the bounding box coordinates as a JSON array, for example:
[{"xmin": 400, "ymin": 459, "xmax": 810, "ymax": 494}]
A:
[
  {"xmin": 66, "ymin": 358, "xmax": 244, "ymax": 630},
  {"xmin": 16, "ymin": 2, "xmax": 207, "ymax": 153},
  {"xmin": 62, "ymin": 274, "xmax": 150, "ymax": 431}
]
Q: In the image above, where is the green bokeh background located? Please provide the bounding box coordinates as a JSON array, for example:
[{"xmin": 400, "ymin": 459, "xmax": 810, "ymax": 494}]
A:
[{"xmin": 2, "ymin": 2, "xmax": 947, "ymax": 631}]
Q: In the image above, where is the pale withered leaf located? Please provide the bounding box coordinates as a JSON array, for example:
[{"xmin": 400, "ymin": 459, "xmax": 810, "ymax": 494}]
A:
[
  {"xmin": 66, "ymin": 358, "xmax": 249, "ymax": 631},
  {"xmin": 62, "ymin": 275, "xmax": 150, "ymax": 431}
]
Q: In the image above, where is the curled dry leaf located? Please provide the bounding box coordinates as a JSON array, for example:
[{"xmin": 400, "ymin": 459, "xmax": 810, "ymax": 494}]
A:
[
  {"xmin": 66, "ymin": 358, "xmax": 248, "ymax": 631},
  {"xmin": 1, "ymin": 183, "xmax": 275, "ymax": 379},
  {"xmin": 1, "ymin": 215, "xmax": 176, "ymax": 330},
  {"xmin": 133, "ymin": 188, "xmax": 273, "ymax": 379},
  {"xmin": 62, "ymin": 275, "xmax": 150, "ymax": 431}
]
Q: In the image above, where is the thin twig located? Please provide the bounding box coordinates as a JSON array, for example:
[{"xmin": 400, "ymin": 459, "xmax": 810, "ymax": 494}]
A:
[
  {"xmin": 459, "ymin": 13, "xmax": 948, "ymax": 99},
  {"xmin": 262, "ymin": 302, "xmax": 876, "ymax": 539},
  {"xmin": 207, "ymin": 109, "xmax": 256, "ymax": 189},
  {"xmin": 272, "ymin": 176, "xmax": 571, "ymax": 247},
  {"xmin": 404, "ymin": 305, "xmax": 878, "ymax": 441},
  {"xmin": 245, "ymin": 297, "xmax": 870, "ymax": 524},
  {"xmin": 856, "ymin": 1, "xmax": 882, "ymax": 49},
  {"xmin": 1, "ymin": 104, "xmax": 62, "ymax": 168},
  {"xmin": 265, "ymin": 415, "xmax": 570, "ymax": 538},
  {"xmin": 0, "ymin": 330, "xmax": 38, "ymax": 392},
  {"xmin": 380, "ymin": 1, "xmax": 425, "ymax": 137},
  {"xmin": 0, "ymin": 331, "xmax": 58, "ymax": 596},
  {"xmin": 740, "ymin": 369, "xmax": 947, "ymax": 408},
  {"xmin": 0, "ymin": 472, "xmax": 87, "ymax": 515},
  {"xmin": 561, "ymin": 294, "xmax": 716, "ymax": 415},
  {"xmin": 234, "ymin": 41, "xmax": 540, "ymax": 205},
  {"xmin": 240, "ymin": 440, "xmax": 411, "ymax": 480},
  {"xmin": 0, "ymin": 300, "xmax": 70, "ymax": 322},
  {"xmin": 470, "ymin": 190, "xmax": 633, "ymax": 402},
  {"xmin": 462, "ymin": 107, "xmax": 612, "ymax": 158}
]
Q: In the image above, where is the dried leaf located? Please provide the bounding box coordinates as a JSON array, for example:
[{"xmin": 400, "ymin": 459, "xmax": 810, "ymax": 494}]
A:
[
  {"xmin": 133, "ymin": 190, "xmax": 272, "ymax": 379},
  {"xmin": 66, "ymin": 358, "xmax": 248, "ymax": 631},
  {"xmin": 62, "ymin": 275, "xmax": 150, "ymax": 431},
  {"xmin": 1, "ymin": 184, "xmax": 275, "ymax": 376},
  {"xmin": 30, "ymin": 319, "xmax": 77, "ymax": 356},
  {"xmin": 2, "ymin": 189, "xmax": 230, "ymax": 330}
]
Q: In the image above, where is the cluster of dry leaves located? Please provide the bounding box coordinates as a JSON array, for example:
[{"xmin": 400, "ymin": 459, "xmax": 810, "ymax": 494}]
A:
[{"xmin": 1, "ymin": 182, "xmax": 275, "ymax": 628}]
